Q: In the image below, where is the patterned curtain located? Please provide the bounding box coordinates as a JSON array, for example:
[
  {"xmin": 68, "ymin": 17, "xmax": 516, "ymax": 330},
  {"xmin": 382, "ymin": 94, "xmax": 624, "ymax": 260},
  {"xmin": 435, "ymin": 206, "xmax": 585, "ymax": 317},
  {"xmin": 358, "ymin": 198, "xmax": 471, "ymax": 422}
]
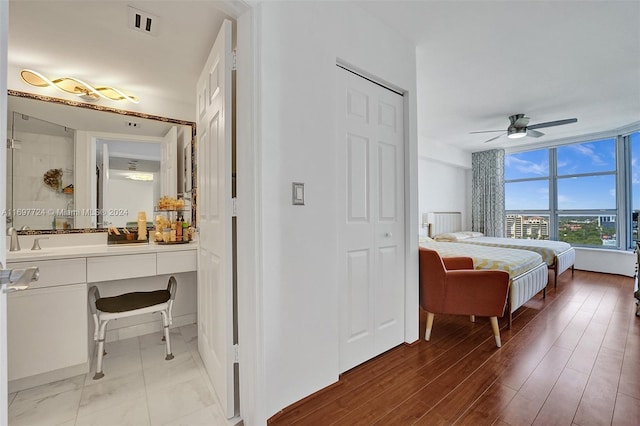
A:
[{"xmin": 472, "ymin": 149, "xmax": 505, "ymax": 237}]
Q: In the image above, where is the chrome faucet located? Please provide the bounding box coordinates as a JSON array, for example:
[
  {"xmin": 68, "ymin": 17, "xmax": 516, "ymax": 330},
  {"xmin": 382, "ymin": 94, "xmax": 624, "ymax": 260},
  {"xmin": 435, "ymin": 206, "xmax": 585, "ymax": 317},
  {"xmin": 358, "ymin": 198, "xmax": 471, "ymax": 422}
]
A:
[
  {"xmin": 7, "ymin": 227, "xmax": 20, "ymax": 252},
  {"xmin": 31, "ymin": 237, "xmax": 49, "ymax": 250}
]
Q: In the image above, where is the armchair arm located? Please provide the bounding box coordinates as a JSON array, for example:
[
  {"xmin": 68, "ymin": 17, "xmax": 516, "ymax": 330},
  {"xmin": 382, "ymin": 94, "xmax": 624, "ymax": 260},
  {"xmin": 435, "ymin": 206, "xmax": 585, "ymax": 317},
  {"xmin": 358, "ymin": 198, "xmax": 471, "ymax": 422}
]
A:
[
  {"xmin": 443, "ymin": 256, "xmax": 474, "ymax": 270},
  {"xmin": 442, "ymin": 269, "xmax": 510, "ymax": 317}
]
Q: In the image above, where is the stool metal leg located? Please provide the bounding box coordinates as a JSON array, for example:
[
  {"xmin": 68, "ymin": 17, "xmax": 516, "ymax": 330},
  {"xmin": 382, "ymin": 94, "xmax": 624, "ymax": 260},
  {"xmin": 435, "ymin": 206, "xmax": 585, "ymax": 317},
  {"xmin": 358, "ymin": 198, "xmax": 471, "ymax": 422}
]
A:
[
  {"xmin": 160, "ymin": 310, "xmax": 174, "ymax": 360},
  {"xmin": 93, "ymin": 319, "xmax": 110, "ymax": 380}
]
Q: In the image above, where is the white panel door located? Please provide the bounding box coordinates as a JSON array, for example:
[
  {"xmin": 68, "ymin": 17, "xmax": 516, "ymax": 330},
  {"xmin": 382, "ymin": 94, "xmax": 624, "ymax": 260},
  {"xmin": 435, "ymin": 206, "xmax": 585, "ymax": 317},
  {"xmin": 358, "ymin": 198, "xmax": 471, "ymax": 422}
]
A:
[
  {"xmin": 196, "ymin": 19, "xmax": 235, "ymax": 418},
  {"xmin": 160, "ymin": 126, "xmax": 178, "ymax": 197},
  {"xmin": 337, "ymin": 66, "xmax": 405, "ymax": 373}
]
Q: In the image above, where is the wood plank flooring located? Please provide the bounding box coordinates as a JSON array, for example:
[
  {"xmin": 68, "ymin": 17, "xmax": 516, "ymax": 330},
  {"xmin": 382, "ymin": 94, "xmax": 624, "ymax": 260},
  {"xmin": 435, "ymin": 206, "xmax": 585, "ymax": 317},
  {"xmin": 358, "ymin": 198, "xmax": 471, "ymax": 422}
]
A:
[{"xmin": 269, "ymin": 270, "xmax": 640, "ymax": 426}]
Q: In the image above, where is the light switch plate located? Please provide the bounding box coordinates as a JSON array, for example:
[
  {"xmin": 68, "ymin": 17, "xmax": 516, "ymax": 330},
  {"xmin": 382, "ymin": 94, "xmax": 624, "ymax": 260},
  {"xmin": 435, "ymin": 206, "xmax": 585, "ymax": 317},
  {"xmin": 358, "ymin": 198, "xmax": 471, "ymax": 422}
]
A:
[{"xmin": 292, "ymin": 182, "xmax": 304, "ymax": 205}]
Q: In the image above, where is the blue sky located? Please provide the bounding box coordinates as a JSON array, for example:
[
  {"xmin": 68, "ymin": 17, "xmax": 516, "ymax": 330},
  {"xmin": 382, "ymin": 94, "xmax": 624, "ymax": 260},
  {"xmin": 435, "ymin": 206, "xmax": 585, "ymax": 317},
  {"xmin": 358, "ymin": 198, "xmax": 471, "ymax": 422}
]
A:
[{"xmin": 505, "ymin": 139, "xmax": 618, "ymax": 210}]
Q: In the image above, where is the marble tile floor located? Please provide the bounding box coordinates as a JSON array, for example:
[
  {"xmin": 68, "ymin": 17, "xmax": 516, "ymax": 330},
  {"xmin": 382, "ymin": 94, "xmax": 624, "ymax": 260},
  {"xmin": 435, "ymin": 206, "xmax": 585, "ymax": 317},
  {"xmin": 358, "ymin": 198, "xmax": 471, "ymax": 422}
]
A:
[{"xmin": 8, "ymin": 324, "xmax": 239, "ymax": 426}]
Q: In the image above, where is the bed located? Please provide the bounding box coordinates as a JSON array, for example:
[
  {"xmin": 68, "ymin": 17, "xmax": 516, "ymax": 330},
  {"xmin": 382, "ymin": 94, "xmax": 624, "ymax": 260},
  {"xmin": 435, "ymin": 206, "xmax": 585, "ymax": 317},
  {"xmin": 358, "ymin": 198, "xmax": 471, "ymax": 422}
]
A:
[
  {"xmin": 419, "ymin": 237, "xmax": 549, "ymax": 327},
  {"xmin": 424, "ymin": 212, "xmax": 575, "ymax": 288}
]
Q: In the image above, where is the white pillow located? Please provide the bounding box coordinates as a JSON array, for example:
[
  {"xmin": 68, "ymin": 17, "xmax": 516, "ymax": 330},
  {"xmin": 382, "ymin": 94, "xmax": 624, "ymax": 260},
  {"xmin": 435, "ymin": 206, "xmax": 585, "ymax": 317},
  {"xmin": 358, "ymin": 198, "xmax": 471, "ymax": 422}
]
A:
[
  {"xmin": 433, "ymin": 232, "xmax": 471, "ymax": 242},
  {"xmin": 459, "ymin": 231, "xmax": 484, "ymax": 238},
  {"xmin": 433, "ymin": 231, "xmax": 483, "ymax": 241}
]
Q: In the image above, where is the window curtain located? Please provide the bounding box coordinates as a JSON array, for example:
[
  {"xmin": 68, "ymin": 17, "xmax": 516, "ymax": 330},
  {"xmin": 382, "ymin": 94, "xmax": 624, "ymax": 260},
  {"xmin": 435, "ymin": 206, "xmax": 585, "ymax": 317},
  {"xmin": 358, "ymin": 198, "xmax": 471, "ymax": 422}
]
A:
[{"xmin": 472, "ymin": 149, "xmax": 505, "ymax": 237}]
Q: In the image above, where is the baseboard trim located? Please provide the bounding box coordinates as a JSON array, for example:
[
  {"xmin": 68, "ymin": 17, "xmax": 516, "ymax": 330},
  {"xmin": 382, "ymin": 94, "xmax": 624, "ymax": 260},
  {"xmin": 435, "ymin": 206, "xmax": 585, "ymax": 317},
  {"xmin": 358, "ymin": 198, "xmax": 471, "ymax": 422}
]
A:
[{"xmin": 9, "ymin": 362, "xmax": 89, "ymax": 393}]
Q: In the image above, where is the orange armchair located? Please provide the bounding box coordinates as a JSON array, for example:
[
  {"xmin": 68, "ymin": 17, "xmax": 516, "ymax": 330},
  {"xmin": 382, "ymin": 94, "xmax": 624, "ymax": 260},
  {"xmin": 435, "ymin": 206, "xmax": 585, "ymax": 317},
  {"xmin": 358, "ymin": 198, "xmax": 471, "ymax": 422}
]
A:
[{"xmin": 419, "ymin": 247, "xmax": 510, "ymax": 347}]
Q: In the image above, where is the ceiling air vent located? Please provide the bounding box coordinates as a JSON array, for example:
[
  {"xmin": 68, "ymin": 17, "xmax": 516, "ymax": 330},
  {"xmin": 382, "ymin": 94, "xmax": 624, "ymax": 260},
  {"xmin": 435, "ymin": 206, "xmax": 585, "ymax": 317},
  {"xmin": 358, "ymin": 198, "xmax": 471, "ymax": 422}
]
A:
[{"xmin": 127, "ymin": 6, "xmax": 159, "ymax": 36}]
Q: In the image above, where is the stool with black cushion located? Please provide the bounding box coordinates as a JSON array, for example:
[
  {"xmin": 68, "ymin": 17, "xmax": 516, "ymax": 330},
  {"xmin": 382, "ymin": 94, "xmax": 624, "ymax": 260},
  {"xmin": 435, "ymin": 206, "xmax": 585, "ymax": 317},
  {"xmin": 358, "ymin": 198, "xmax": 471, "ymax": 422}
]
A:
[{"xmin": 88, "ymin": 276, "xmax": 177, "ymax": 380}]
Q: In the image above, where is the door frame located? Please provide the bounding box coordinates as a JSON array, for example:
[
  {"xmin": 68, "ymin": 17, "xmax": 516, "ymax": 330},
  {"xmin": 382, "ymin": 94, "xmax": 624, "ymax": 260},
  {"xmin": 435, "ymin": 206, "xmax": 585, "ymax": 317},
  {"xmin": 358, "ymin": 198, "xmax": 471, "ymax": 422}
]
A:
[
  {"xmin": 231, "ymin": 3, "xmax": 266, "ymax": 426},
  {"xmin": 1, "ymin": 1, "xmax": 9, "ymax": 424},
  {"xmin": 335, "ymin": 64, "xmax": 408, "ymax": 373},
  {"xmin": 335, "ymin": 59, "xmax": 420, "ymax": 347}
]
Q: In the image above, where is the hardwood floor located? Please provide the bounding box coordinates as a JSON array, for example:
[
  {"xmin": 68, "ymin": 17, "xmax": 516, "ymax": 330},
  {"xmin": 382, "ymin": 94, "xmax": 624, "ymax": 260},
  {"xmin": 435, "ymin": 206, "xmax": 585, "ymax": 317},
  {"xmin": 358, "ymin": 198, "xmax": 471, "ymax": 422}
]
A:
[{"xmin": 269, "ymin": 270, "xmax": 640, "ymax": 425}]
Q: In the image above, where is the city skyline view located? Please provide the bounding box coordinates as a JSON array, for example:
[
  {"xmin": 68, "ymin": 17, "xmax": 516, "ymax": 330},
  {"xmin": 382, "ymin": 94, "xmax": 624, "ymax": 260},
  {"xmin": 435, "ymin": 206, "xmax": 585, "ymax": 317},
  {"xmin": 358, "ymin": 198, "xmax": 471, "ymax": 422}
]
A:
[{"xmin": 506, "ymin": 214, "xmax": 618, "ymax": 246}]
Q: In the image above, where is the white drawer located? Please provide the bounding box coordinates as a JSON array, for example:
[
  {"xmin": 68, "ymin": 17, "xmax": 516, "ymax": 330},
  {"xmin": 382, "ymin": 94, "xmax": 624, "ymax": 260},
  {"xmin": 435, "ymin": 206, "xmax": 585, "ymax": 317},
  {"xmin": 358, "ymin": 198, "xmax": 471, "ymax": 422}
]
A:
[
  {"xmin": 87, "ymin": 253, "xmax": 156, "ymax": 282},
  {"xmin": 157, "ymin": 250, "xmax": 197, "ymax": 274},
  {"xmin": 7, "ymin": 258, "xmax": 86, "ymax": 289}
]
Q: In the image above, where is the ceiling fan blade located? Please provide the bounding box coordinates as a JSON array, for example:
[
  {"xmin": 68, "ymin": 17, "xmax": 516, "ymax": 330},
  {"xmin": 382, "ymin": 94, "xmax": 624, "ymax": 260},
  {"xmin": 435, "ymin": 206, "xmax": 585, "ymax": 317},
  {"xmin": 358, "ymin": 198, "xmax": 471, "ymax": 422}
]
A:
[
  {"xmin": 527, "ymin": 129, "xmax": 544, "ymax": 138},
  {"xmin": 469, "ymin": 130, "xmax": 504, "ymax": 134},
  {"xmin": 527, "ymin": 118, "xmax": 577, "ymax": 130},
  {"xmin": 483, "ymin": 134, "xmax": 504, "ymax": 143}
]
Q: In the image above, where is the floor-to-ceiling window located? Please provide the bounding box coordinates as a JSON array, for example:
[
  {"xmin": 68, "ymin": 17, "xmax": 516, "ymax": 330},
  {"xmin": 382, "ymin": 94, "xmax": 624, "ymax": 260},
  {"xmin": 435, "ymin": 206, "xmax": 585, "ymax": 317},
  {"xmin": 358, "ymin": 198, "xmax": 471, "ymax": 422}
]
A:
[
  {"xmin": 505, "ymin": 149, "xmax": 550, "ymax": 239},
  {"xmin": 556, "ymin": 139, "xmax": 617, "ymax": 246},
  {"xmin": 629, "ymin": 132, "xmax": 640, "ymax": 245},
  {"xmin": 505, "ymin": 131, "xmax": 639, "ymax": 249}
]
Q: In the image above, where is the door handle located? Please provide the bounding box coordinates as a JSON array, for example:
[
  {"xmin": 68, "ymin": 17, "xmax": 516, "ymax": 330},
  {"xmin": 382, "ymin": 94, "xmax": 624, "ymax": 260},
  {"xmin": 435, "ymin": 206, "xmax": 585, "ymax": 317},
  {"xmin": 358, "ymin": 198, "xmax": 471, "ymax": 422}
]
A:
[
  {"xmin": 0, "ymin": 262, "xmax": 39, "ymax": 293},
  {"xmin": 385, "ymin": 232, "xmax": 392, "ymax": 238}
]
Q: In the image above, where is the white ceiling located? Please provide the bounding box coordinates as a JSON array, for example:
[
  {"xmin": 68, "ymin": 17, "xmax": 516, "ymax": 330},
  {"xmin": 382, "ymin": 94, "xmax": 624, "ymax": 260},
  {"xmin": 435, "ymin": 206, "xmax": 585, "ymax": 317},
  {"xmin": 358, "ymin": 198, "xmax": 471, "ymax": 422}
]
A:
[
  {"xmin": 359, "ymin": 1, "xmax": 640, "ymax": 152},
  {"xmin": 7, "ymin": 1, "xmax": 640, "ymax": 153}
]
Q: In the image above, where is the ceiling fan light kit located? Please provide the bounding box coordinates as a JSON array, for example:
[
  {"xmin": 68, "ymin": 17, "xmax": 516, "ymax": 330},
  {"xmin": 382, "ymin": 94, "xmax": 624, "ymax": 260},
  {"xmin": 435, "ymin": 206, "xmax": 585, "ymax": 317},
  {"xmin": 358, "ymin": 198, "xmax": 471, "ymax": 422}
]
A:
[{"xmin": 507, "ymin": 128, "xmax": 527, "ymax": 139}]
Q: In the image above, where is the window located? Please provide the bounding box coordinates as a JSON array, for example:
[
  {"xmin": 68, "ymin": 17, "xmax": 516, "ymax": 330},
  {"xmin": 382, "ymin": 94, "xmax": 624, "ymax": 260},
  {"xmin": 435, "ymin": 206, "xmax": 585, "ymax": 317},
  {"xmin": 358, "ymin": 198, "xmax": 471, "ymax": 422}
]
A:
[
  {"xmin": 629, "ymin": 132, "xmax": 640, "ymax": 244},
  {"xmin": 504, "ymin": 149, "xmax": 550, "ymax": 240},
  {"xmin": 505, "ymin": 138, "xmax": 622, "ymax": 248}
]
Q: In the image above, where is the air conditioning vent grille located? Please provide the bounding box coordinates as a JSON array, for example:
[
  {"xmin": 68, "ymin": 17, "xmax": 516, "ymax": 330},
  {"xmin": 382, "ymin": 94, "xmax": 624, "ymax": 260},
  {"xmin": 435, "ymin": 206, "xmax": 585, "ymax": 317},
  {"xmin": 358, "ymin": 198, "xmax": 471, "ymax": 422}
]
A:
[{"xmin": 127, "ymin": 6, "xmax": 159, "ymax": 36}]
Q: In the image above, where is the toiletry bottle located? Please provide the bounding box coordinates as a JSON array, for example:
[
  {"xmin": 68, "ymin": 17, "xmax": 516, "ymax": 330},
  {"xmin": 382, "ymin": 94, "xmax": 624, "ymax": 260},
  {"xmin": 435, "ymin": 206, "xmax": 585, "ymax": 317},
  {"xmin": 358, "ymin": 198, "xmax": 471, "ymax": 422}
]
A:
[
  {"xmin": 137, "ymin": 211, "xmax": 148, "ymax": 240},
  {"xmin": 176, "ymin": 218, "xmax": 183, "ymax": 240},
  {"xmin": 182, "ymin": 222, "xmax": 189, "ymax": 241}
]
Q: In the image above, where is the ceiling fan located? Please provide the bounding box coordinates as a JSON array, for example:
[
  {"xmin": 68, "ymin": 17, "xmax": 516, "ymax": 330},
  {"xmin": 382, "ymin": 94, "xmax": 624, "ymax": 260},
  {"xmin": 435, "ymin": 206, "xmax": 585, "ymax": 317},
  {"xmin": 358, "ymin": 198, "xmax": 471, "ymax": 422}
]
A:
[{"xmin": 470, "ymin": 114, "xmax": 578, "ymax": 143}]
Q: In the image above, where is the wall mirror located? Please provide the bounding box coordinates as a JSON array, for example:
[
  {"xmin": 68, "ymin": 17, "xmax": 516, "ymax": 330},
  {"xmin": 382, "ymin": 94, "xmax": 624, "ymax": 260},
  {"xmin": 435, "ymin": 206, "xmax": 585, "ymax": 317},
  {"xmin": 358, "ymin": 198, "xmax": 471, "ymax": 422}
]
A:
[{"xmin": 6, "ymin": 90, "xmax": 196, "ymax": 234}]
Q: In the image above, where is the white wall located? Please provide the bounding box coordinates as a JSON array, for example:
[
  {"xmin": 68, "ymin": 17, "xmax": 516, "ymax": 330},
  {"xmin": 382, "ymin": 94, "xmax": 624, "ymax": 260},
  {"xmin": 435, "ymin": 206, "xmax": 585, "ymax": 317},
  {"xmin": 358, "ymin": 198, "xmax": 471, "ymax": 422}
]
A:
[
  {"xmin": 107, "ymin": 178, "xmax": 155, "ymax": 227},
  {"xmin": 418, "ymin": 156, "xmax": 471, "ymax": 232},
  {"xmin": 11, "ymin": 130, "xmax": 74, "ymax": 230},
  {"xmin": 574, "ymin": 248, "xmax": 636, "ymax": 277},
  {"xmin": 415, "ymin": 41, "xmax": 474, "ymax": 232},
  {"xmin": 256, "ymin": 1, "xmax": 418, "ymax": 419},
  {"xmin": 418, "ymin": 136, "xmax": 471, "ymax": 169}
]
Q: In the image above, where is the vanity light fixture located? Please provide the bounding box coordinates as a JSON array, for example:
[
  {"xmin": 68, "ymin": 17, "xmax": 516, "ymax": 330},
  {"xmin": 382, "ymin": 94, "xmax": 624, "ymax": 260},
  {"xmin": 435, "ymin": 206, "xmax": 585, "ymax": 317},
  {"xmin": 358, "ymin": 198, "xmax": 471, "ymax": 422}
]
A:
[{"xmin": 20, "ymin": 69, "xmax": 139, "ymax": 104}]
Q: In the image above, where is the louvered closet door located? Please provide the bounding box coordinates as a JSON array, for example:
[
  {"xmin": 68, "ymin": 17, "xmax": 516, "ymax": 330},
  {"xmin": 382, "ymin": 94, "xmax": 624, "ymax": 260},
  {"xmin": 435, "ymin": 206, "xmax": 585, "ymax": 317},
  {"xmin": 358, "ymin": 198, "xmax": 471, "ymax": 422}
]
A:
[{"xmin": 337, "ymin": 66, "xmax": 405, "ymax": 373}]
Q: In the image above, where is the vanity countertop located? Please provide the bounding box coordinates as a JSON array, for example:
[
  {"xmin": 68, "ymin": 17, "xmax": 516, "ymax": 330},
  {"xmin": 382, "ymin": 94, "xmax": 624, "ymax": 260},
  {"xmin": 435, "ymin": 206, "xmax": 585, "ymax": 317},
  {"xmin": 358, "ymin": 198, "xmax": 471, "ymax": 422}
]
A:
[{"xmin": 7, "ymin": 241, "xmax": 198, "ymax": 262}]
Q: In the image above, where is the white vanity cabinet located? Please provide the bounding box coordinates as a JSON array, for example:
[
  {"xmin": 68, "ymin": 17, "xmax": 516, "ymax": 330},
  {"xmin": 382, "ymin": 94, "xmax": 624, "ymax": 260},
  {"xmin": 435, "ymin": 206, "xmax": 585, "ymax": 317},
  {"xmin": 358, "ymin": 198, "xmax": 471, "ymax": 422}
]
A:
[
  {"xmin": 6, "ymin": 259, "xmax": 88, "ymax": 384},
  {"xmin": 6, "ymin": 242, "xmax": 198, "ymax": 392},
  {"xmin": 87, "ymin": 253, "xmax": 156, "ymax": 282}
]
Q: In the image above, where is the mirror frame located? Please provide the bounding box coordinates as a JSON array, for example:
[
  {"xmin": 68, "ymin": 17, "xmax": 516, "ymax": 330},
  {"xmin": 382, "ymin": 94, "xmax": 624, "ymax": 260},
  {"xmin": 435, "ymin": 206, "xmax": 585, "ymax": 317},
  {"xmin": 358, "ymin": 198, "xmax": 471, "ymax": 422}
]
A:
[{"xmin": 7, "ymin": 90, "xmax": 197, "ymax": 235}]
